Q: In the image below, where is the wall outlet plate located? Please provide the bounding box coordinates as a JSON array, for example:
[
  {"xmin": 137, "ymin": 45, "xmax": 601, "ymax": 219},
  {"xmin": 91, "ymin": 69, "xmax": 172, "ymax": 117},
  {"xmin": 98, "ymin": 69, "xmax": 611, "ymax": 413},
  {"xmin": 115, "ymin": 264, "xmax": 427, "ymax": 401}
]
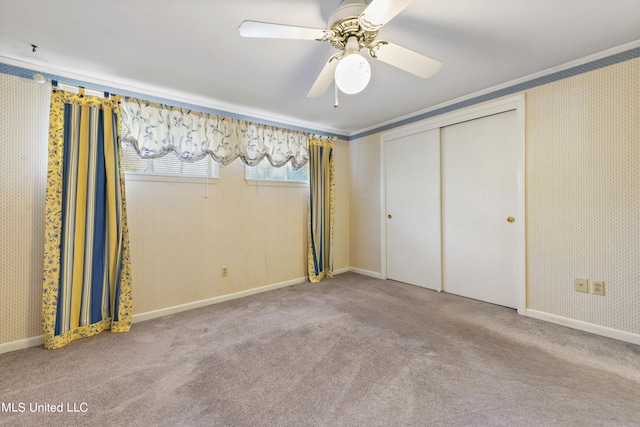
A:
[
  {"xmin": 575, "ymin": 278, "xmax": 589, "ymax": 293},
  {"xmin": 593, "ymin": 280, "xmax": 605, "ymax": 296}
]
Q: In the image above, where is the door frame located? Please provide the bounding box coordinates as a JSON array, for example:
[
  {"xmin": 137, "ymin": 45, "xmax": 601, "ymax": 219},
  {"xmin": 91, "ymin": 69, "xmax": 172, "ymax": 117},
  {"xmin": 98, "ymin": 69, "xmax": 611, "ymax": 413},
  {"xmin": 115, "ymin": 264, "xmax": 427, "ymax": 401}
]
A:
[{"xmin": 379, "ymin": 94, "xmax": 526, "ymax": 314}]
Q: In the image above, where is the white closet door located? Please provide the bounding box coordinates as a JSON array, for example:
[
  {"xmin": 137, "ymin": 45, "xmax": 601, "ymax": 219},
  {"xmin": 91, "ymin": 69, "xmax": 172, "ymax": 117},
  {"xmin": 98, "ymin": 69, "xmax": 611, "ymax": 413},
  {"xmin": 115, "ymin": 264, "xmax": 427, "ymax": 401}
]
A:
[
  {"xmin": 385, "ymin": 129, "xmax": 441, "ymax": 290},
  {"xmin": 441, "ymin": 110, "xmax": 519, "ymax": 308}
]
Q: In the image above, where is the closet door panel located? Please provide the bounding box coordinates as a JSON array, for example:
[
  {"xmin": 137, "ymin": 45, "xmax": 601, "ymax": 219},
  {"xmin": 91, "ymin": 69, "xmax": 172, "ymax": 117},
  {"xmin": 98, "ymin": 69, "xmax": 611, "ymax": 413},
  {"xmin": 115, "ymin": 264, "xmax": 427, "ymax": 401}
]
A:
[
  {"xmin": 441, "ymin": 110, "xmax": 519, "ymax": 308},
  {"xmin": 385, "ymin": 129, "xmax": 441, "ymax": 290}
]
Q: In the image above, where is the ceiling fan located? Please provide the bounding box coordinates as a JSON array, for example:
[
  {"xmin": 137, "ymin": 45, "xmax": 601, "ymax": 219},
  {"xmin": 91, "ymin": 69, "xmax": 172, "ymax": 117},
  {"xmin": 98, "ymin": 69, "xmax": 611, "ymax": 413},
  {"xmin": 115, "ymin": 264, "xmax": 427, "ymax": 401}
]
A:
[{"xmin": 238, "ymin": 0, "xmax": 442, "ymax": 100}]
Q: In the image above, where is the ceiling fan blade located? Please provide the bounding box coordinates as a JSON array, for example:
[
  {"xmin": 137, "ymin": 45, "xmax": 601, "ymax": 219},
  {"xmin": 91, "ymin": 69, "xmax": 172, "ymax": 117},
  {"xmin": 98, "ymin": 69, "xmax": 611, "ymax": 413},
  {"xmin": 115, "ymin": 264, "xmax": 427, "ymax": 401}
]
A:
[
  {"xmin": 238, "ymin": 21, "xmax": 327, "ymax": 40},
  {"xmin": 373, "ymin": 42, "xmax": 442, "ymax": 78},
  {"xmin": 360, "ymin": 0, "xmax": 413, "ymax": 29},
  {"xmin": 307, "ymin": 59, "xmax": 339, "ymax": 98}
]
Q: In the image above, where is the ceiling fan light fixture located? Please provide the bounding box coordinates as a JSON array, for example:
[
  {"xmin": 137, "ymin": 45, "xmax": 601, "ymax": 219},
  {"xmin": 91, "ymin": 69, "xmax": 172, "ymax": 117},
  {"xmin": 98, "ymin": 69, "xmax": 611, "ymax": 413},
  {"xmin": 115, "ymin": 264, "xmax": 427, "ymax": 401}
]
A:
[{"xmin": 335, "ymin": 52, "xmax": 371, "ymax": 94}]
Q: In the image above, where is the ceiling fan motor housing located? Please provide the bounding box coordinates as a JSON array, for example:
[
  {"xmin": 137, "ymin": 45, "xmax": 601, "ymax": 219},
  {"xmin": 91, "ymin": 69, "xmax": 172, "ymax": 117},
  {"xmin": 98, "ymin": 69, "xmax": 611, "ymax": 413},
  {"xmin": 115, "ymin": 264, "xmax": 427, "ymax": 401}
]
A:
[
  {"xmin": 328, "ymin": 0, "xmax": 378, "ymax": 52},
  {"xmin": 329, "ymin": 0, "xmax": 367, "ymax": 26}
]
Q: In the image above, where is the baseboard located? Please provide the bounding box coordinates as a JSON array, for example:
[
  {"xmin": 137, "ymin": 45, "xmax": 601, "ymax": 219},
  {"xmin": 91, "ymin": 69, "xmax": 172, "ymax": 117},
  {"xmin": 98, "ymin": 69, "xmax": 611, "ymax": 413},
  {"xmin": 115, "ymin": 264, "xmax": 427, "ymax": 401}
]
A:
[
  {"xmin": 14, "ymin": 275, "xmax": 634, "ymax": 353},
  {"xmin": 525, "ymin": 309, "xmax": 640, "ymax": 345},
  {"xmin": 348, "ymin": 267, "xmax": 383, "ymax": 279},
  {"xmin": 0, "ymin": 335, "xmax": 44, "ymax": 355},
  {"xmin": 0, "ymin": 276, "xmax": 309, "ymax": 355},
  {"xmin": 132, "ymin": 276, "xmax": 308, "ymax": 323}
]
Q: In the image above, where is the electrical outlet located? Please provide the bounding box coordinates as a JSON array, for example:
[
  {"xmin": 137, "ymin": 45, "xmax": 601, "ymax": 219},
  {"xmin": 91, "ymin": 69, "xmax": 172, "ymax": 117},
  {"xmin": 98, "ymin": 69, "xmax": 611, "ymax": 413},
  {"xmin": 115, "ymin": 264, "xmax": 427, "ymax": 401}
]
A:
[
  {"xmin": 575, "ymin": 278, "xmax": 589, "ymax": 293},
  {"xmin": 221, "ymin": 267, "xmax": 228, "ymax": 277},
  {"xmin": 593, "ymin": 280, "xmax": 605, "ymax": 296}
]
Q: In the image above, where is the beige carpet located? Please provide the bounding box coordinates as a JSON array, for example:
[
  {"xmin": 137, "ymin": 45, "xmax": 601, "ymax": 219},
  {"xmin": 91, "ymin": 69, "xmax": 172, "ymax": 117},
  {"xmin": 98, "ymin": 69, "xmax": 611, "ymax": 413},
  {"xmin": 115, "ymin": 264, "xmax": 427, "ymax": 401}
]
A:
[{"xmin": 1, "ymin": 272, "xmax": 639, "ymax": 426}]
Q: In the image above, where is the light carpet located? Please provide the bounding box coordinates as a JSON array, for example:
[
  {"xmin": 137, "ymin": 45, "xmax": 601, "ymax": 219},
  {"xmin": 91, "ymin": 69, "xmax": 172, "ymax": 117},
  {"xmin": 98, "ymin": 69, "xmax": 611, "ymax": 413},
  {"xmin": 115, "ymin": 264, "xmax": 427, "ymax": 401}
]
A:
[{"xmin": 1, "ymin": 272, "xmax": 639, "ymax": 426}]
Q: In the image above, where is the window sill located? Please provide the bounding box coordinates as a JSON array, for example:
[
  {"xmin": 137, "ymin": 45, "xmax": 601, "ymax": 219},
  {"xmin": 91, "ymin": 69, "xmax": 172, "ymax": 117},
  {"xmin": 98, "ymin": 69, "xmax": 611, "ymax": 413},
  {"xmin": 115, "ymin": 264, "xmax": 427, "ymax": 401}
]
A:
[
  {"xmin": 124, "ymin": 172, "xmax": 219, "ymax": 184},
  {"xmin": 245, "ymin": 179, "xmax": 308, "ymax": 188}
]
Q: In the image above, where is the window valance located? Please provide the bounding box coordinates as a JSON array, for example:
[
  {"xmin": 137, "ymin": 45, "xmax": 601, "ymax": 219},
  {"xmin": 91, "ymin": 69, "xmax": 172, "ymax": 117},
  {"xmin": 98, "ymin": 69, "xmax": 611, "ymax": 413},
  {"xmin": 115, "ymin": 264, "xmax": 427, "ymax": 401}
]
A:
[{"xmin": 120, "ymin": 97, "xmax": 309, "ymax": 169}]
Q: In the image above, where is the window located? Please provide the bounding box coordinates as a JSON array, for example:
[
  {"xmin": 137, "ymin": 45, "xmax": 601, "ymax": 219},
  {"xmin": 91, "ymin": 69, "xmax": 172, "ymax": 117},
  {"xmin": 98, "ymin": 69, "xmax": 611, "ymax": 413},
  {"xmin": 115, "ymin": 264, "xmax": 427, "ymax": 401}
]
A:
[
  {"xmin": 120, "ymin": 141, "xmax": 218, "ymax": 181},
  {"xmin": 245, "ymin": 159, "xmax": 309, "ymax": 185}
]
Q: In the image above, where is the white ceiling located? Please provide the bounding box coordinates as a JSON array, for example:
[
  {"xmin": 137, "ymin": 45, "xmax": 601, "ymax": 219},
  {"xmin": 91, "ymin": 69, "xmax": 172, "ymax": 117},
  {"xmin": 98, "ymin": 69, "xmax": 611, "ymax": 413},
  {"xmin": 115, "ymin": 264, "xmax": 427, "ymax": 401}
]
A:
[{"xmin": 1, "ymin": 0, "xmax": 639, "ymax": 136}]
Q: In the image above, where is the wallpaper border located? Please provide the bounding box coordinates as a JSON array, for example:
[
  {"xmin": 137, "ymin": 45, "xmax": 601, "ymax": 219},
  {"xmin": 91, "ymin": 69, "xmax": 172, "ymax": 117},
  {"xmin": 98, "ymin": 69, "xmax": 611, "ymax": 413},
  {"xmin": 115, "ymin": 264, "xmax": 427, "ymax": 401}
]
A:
[
  {"xmin": 351, "ymin": 46, "xmax": 640, "ymax": 139},
  {"xmin": 2, "ymin": 46, "xmax": 638, "ymax": 142},
  {"xmin": 0, "ymin": 61, "xmax": 339, "ymax": 139}
]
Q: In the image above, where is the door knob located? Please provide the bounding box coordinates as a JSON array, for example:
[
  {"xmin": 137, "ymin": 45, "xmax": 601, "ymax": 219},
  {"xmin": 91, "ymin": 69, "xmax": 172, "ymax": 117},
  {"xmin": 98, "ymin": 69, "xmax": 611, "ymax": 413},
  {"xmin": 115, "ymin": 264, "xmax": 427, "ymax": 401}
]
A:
[
  {"xmin": 388, "ymin": 214, "xmax": 393, "ymax": 219},
  {"xmin": 507, "ymin": 217, "xmax": 515, "ymax": 223}
]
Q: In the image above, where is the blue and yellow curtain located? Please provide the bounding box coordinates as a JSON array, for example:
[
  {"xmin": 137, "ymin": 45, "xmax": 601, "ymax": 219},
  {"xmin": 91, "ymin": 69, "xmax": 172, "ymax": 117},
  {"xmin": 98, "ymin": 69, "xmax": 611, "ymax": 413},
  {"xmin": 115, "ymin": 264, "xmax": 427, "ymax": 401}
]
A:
[
  {"xmin": 307, "ymin": 137, "xmax": 335, "ymax": 283},
  {"xmin": 43, "ymin": 88, "xmax": 133, "ymax": 350}
]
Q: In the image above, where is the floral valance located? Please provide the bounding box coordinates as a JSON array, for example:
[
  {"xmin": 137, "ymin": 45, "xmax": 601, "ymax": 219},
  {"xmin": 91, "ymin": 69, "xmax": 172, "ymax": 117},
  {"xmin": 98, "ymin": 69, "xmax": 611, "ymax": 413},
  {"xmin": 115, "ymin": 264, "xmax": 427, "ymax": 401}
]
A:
[{"xmin": 120, "ymin": 97, "xmax": 309, "ymax": 169}]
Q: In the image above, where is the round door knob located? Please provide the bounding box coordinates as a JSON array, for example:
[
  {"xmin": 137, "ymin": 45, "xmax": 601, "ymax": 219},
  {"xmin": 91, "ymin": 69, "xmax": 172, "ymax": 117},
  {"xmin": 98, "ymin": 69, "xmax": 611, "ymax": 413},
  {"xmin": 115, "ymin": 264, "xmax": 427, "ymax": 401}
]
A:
[
  {"xmin": 388, "ymin": 214, "xmax": 393, "ymax": 219},
  {"xmin": 507, "ymin": 217, "xmax": 515, "ymax": 223}
]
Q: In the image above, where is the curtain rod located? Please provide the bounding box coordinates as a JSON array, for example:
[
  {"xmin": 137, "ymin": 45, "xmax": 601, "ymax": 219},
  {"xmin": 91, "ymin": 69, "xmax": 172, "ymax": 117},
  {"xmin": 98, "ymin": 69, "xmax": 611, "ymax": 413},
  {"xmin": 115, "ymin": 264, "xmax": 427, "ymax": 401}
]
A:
[
  {"xmin": 50, "ymin": 78, "xmax": 113, "ymax": 99},
  {"xmin": 25, "ymin": 69, "xmax": 341, "ymax": 139}
]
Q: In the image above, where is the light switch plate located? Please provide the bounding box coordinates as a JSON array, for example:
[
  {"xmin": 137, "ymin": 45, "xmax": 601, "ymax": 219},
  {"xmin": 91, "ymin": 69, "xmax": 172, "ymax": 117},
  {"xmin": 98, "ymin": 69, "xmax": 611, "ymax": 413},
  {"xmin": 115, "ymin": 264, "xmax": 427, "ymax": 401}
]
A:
[{"xmin": 575, "ymin": 278, "xmax": 589, "ymax": 293}]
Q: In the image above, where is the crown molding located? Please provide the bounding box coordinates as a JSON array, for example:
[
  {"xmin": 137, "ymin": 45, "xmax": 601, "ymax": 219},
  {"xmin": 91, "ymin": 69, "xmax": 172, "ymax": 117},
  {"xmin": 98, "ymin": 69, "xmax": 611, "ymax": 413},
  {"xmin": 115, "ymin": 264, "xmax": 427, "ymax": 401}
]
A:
[
  {"xmin": 350, "ymin": 39, "xmax": 640, "ymax": 139},
  {"xmin": 0, "ymin": 55, "xmax": 349, "ymax": 138}
]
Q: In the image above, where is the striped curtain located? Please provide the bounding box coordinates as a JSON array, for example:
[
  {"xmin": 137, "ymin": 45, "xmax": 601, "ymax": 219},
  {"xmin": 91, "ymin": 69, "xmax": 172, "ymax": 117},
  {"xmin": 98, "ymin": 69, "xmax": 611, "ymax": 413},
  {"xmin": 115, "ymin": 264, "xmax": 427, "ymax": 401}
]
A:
[
  {"xmin": 43, "ymin": 89, "xmax": 133, "ymax": 350},
  {"xmin": 307, "ymin": 137, "xmax": 335, "ymax": 283}
]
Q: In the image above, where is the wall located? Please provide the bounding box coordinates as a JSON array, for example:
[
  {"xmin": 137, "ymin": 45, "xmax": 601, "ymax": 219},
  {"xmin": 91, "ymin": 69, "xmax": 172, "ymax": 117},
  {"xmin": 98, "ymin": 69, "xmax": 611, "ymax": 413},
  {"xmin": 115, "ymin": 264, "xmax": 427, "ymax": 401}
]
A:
[
  {"xmin": 348, "ymin": 134, "xmax": 381, "ymax": 276},
  {"xmin": 0, "ymin": 71, "xmax": 350, "ymax": 347},
  {"xmin": 526, "ymin": 58, "xmax": 639, "ymax": 334},
  {"xmin": 0, "ymin": 74, "xmax": 50, "ymax": 345},
  {"xmin": 349, "ymin": 57, "xmax": 640, "ymax": 337},
  {"xmin": 127, "ymin": 138, "xmax": 350, "ymax": 315}
]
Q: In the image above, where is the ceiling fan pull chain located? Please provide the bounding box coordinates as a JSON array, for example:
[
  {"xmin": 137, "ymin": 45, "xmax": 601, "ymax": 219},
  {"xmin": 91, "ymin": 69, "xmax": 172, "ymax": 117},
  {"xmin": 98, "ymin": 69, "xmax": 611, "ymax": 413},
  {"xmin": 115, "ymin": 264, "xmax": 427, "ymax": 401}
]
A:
[{"xmin": 334, "ymin": 81, "xmax": 340, "ymax": 109}]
